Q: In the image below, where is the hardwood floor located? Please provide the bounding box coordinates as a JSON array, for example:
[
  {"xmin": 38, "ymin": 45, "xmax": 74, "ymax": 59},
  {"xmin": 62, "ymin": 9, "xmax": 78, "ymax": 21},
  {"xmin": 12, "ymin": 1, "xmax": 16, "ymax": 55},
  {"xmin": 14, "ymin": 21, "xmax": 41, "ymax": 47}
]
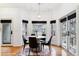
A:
[
  {"xmin": 0, "ymin": 45, "xmax": 72, "ymax": 56},
  {"xmin": 0, "ymin": 46, "xmax": 22, "ymax": 56}
]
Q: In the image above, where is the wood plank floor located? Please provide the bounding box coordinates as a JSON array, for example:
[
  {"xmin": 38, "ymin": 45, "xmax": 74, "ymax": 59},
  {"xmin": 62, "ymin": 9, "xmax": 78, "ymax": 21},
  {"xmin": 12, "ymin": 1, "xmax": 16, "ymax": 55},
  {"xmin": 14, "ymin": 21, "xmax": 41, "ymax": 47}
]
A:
[
  {"xmin": 0, "ymin": 45, "xmax": 72, "ymax": 56},
  {"xmin": 0, "ymin": 46, "xmax": 22, "ymax": 56}
]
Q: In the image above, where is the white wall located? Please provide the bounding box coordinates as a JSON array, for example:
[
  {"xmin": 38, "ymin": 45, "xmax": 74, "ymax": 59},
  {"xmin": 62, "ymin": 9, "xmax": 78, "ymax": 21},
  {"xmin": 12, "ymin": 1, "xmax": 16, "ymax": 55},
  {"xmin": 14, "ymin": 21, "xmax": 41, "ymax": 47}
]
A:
[
  {"xmin": 0, "ymin": 7, "xmax": 52, "ymax": 46},
  {"xmin": 0, "ymin": 8, "xmax": 23, "ymax": 46}
]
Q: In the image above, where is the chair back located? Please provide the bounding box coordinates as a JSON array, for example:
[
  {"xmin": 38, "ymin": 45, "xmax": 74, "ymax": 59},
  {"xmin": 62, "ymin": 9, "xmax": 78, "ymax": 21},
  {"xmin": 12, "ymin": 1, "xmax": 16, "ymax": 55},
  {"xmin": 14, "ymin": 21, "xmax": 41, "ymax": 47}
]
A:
[
  {"xmin": 29, "ymin": 37, "xmax": 39, "ymax": 48},
  {"xmin": 42, "ymin": 34, "xmax": 46, "ymax": 36},
  {"xmin": 31, "ymin": 34, "xmax": 35, "ymax": 36},
  {"xmin": 22, "ymin": 35, "xmax": 27, "ymax": 44},
  {"xmin": 47, "ymin": 36, "xmax": 53, "ymax": 45}
]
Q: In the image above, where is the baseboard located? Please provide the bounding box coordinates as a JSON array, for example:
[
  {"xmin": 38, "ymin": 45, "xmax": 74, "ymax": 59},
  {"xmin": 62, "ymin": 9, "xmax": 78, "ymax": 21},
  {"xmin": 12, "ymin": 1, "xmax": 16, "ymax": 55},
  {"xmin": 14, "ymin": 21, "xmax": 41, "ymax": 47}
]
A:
[
  {"xmin": 51, "ymin": 44, "xmax": 61, "ymax": 47},
  {"xmin": 1, "ymin": 44, "xmax": 22, "ymax": 47},
  {"xmin": 1, "ymin": 44, "xmax": 13, "ymax": 47},
  {"xmin": 12, "ymin": 44, "xmax": 23, "ymax": 47}
]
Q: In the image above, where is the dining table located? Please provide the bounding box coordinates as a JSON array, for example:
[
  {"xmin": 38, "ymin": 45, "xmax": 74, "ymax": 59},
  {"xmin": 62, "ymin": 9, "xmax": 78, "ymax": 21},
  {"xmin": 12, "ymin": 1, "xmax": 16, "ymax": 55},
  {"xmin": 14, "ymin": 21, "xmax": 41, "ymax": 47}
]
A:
[{"xmin": 36, "ymin": 36, "xmax": 46, "ymax": 51}]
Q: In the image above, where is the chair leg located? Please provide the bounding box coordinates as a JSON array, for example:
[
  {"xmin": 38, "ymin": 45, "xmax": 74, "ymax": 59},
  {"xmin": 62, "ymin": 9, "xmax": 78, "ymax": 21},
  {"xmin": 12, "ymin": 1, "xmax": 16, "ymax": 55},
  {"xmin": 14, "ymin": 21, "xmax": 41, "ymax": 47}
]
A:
[
  {"xmin": 41, "ymin": 44, "xmax": 44, "ymax": 51},
  {"xmin": 43, "ymin": 44, "xmax": 44, "ymax": 50},
  {"xmin": 40, "ymin": 44, "xmax": 42, "ymax": 51},
  {"xmin": 49, "ymin": 45, "xmax": 51, "ymax": 54},
  {"xmin": 49, "ymin": 46, "xmax": 51, "ymax": 51},
  {"xmin": 28, "ymin": 48, "xmax": 30, "ymax": 56},
  {"xmin": 23, "ymin": 44, "xmax": 26, "ymax": 51},
  {"xmin": 36, "ymin": 48, "xmax": 38, "ymax": 56}
]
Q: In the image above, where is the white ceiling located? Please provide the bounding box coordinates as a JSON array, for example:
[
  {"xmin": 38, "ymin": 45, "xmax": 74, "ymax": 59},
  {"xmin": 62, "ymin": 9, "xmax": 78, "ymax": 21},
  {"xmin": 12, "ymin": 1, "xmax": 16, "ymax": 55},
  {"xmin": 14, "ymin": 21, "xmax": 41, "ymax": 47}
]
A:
[
  {"xmin": 0, "ymin": 3, "xmax": 61, "ymax": 12},
  {"xmin": 0, "ymin": 3, "xmax": 78, "ymax": 20}
]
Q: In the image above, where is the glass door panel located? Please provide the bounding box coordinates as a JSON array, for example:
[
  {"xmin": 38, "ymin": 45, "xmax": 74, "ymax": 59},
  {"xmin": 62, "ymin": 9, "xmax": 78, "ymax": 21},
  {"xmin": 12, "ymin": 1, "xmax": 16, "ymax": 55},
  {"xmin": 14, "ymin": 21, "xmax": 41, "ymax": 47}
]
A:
[{"xmin": 2, "ymin": 23, "xmax": 11, "ymax": 44}]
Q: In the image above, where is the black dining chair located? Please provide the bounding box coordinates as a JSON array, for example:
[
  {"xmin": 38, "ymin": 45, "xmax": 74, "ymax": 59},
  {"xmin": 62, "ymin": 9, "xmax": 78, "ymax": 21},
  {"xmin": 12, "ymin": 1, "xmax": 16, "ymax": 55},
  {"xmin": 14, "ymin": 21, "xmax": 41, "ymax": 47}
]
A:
[
  {"xmin": 43, "ymin": 36, "xmax": 53, "ymax": 51},
  {"xmin": 31, "ymin": 34, "xmax": 35, "ymax": 36},
  {"xmin": 40, "ymin": 34, "xmax": 46, "ymax": 50},
  {"xmin": 41, "ymin": 38, "xmax": 46, "ymax": 50},
  {"xmin": 42, "ymin": 34, "xmax": 46, "ymax": 36},
  {"xmin": 28, "ymin": 37, "xmax": 40, "ymax": 56},
  {"xmin": 22, "ymin": 35, "xmax": 27, "ymax": 50}
]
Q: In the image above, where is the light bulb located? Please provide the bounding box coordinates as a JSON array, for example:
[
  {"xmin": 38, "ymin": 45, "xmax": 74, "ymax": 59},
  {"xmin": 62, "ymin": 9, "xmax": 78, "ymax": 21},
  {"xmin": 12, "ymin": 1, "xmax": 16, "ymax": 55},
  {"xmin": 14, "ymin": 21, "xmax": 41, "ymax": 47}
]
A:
[{"xmin": 38, "ymin": 15, "xmax": 41, "ymax": 18}]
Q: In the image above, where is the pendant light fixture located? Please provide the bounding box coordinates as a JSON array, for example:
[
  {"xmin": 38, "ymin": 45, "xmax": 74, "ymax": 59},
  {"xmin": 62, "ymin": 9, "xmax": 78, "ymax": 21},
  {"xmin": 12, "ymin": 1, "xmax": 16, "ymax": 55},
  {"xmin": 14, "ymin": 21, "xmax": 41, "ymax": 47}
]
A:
[{"xmin": 38, "ymin": 3, "xmax": 41, "ymax": 18}]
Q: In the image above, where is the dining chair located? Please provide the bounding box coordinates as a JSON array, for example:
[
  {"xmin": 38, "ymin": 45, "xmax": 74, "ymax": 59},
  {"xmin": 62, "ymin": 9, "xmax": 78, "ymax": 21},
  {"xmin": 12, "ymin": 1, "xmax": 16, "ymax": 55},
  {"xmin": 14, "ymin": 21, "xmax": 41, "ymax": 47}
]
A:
[
  {"xmin": 41, "ymin": 34, "xmax": 46, "ymax": 49},
  {"xmin": 41, "ymin": 38, "xmax": 46, "ymax": 50},
  {"xmin": 42, "ymin": 34, "xmax": 46, "ymax": 36},
  {"xmin": 31, "ymin": 34, "xmax": 35, "ymax": 36},
  {"xmin": 28, "ymin": 37, "xmax": 40, "ymax": 56},
  {"xmin": 22, "ymin": 35, "xmax": 27, "ymax": 50},
  {"xmin": 43, "ymin": 36, "xmax": 53, "ymax": 51}
]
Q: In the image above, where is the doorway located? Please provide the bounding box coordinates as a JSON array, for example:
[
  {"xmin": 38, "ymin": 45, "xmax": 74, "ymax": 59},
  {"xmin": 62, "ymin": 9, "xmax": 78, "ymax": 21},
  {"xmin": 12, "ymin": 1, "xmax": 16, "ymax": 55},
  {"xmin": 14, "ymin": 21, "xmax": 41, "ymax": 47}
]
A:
[{"xmin": 1, "ymin": 20, "xmax": 12, "ymax": 44}]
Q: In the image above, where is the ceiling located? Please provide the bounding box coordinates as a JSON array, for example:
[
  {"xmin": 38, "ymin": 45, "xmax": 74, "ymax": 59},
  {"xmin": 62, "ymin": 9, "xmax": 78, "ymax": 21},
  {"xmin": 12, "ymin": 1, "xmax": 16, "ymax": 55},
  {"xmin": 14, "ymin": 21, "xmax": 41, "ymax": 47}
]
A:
[
  {"xmin": 0, "ymin": 3, "xmax": 78, "ymax": 20},
  {"xmin": 0, "ymin": 3, "xmax": 62, "ymax": 12}
]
